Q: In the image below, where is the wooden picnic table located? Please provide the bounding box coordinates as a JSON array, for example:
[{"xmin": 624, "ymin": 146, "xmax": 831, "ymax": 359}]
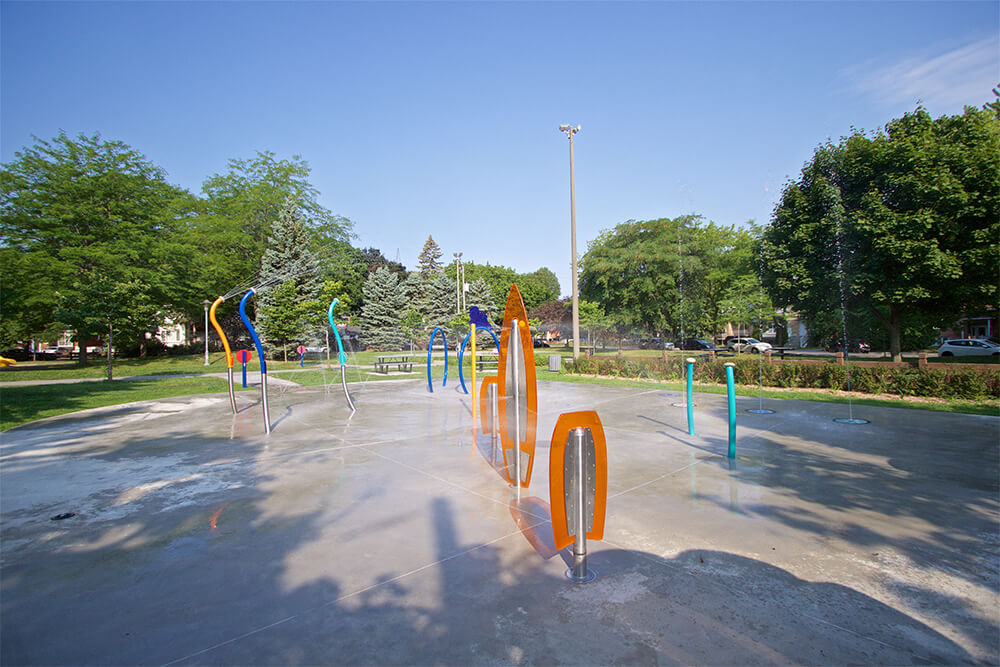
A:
[{"xmin": 374, "ymin": 355, "xmax": 413, "ymax": 373}]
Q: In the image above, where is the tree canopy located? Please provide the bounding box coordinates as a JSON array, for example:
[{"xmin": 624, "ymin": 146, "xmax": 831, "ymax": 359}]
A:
[
  {"xmin": 257, "ymin": 198, "xmax": 323, "ymax": 358},
  {"xmin": 580, "ymin": 215, "xmax": 759, "ymax": 338},
  {"xmin": 0, "ymin": 131, "xmax": 195, "ymax": 353},
  {"xmin": 761, "ymin": 103, "xmax": 1000, "ymax": 359}
]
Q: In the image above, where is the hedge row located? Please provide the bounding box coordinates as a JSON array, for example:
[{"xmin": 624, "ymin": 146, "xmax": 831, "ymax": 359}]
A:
[{"xmin": 564, "ymin": 355, "xmax": 1000, "ymax": 401}]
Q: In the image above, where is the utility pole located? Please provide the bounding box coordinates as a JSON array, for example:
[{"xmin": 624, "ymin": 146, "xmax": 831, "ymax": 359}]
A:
[
  {"xmin": 453, "ymin": 252, "xmax": 463, "ymax": 313},
  {"xmin": 560, "ymin": 124, "xmax": 582, "ymax": 360}
]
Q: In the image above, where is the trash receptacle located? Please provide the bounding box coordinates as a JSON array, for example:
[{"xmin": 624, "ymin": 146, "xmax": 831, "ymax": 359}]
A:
[{"xmin": 548, "ymin": 354, "xmax": 561, "ymax": 372}]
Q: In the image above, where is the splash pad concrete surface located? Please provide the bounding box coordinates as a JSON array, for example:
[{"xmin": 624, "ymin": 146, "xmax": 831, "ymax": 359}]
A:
[{"xmin": 1, "ymin": 379, "xmax": 997, "ymax": 665}]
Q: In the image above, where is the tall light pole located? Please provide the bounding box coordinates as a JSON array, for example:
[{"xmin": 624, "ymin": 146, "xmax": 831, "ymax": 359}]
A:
[
  {"xmin": 461, "ymin": 263, "xmax": 467, "ymax": 312},
  {"xmin": 453, "ymin": 252, "xmax": 463, "ymax": 313},
  {"xmin": 202, "ymin": 299, "xmax": 211, "ymax": 365},
  {"xmin": 560, "ymin": 124, "xmax": 581, "ymax": 360}
]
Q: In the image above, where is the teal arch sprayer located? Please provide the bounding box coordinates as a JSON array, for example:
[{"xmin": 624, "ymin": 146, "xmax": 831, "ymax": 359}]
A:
[{"xmin": 328, "ymin": 299, "xmax": 355, "ymax": 412}]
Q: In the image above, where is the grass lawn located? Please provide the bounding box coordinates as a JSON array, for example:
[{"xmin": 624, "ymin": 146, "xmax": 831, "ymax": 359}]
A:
[
  {"xmin": 0, "ymin": 376, "xmax": 247, "ymax": 431},
  {"xmin": 2, "ymin": 351, "xmax": 996, "ymax": 431}
]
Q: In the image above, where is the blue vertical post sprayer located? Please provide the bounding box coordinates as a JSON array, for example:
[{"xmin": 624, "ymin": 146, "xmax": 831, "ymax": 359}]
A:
[
  {"xmin": 685, "ymin": 357, "xmax": 695, "ymax": 436},
  {"xmin": 427, "ymin": 327, "xmax": 447, "ymax": 392},
  {"xmin": 327, "ymin": 299, "xmax": 355, "ymax": 412},
  {"xmin": 239, "ymin": 290, "xmax": 270, "ymax": 435},
  {"xmin": 725, "ymin": 362, "xmax": 736, "ymax": 459}
]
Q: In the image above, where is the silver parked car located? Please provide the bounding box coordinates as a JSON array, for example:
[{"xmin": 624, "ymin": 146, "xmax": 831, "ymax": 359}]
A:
[
  {"xmin": 727, "ymin": 337, "xmax": 772, "ymax": 354},
  {"xmin": 937, "ymin": 339, "xmax": 1000, "ymax": 357}
]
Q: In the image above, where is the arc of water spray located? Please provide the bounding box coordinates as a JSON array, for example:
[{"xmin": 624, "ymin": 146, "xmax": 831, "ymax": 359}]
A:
[
  {"xmin": 208, "ymin": 296, "xmax": 238, "ymax": 414},
  {"xmin": 327, "ymin": 299, "xmax": 356, "ymax": 412},
  {"xmin": 239, "ymin": 289, "xmax": 270, "ymax": 435}
]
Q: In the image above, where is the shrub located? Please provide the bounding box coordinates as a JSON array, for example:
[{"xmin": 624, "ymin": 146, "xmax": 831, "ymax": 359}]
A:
[{"xmin": 563, "ymin": 355, "xmax": 999, "ymax": 400}]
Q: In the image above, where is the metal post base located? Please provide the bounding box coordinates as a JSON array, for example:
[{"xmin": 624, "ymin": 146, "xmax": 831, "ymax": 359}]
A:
[
  {"xmin": 341, "ymin": 365, "xmax": 356, "ymax": 412},
  {"xmin": 565, "ymin": 557, "xmax": 596, "ymax": 583}
]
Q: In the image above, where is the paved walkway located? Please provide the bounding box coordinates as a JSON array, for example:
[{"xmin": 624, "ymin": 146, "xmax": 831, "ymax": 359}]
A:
[
  {"xmin": 1, "ymin": 380, "xmax": 997, "ymax": 664},
  {"xmin": 0, "ymin": 370, "xmax": 305, "ymax": 388}
]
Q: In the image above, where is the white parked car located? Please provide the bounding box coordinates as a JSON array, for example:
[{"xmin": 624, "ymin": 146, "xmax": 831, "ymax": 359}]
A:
[
  {"xmin": 727, "ymin": 337, "xmax": 772, "ymax": 354},
  {"xmin": 937, "ymin": 339, "xmax": 1000, "ymax": 357}
]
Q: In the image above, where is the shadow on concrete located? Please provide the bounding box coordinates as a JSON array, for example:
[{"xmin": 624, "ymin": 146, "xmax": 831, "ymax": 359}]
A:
[
  {"xmin": 0, "ymin": 426, "xmax": 979, "ymax": 665},
  {"xmin": 1, "ymin": 385, "xmax": 994, "ymax": 664}
]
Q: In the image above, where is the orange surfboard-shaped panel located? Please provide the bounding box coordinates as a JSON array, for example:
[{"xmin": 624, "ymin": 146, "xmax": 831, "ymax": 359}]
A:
[
  {"xmin": 549, "ymin": 410, "xmax": 608, "ymax": 551},
  {"xmin": 496, "ymin": 283, "xmax": 537, "ymax": 487}
]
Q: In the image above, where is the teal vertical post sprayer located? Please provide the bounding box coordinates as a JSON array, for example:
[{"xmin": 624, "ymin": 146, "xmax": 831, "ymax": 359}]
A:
[
  {"xmin": 685, "ymin": 357, "xmax": 695, "ymax": 436},
  {"xmin": 725, "ymin": 362, "xmax": 736, "ymax": 459}
]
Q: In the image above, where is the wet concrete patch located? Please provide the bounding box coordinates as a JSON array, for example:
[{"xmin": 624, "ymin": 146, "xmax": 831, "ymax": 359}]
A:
[{"xmin": 1, "ymin": 380, "xmax": 997, "ymax": 664}]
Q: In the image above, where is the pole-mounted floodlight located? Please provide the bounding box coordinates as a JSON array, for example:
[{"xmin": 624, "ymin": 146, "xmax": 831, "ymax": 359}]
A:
[{"xmin": 560, "ymin": 124, "xmax": 581, "ymax": 361}]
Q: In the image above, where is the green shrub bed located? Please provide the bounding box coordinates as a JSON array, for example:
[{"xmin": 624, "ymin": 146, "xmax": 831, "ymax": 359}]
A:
[{"xmin": 565, "ymin": 356, "xmax": 1000, "ymax": 400}]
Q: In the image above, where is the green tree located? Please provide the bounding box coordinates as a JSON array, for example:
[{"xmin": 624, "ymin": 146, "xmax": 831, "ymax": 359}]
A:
[
  {"xmin": 56, "ymin": 276, "xmax": 160, "ymax": 378},
  {"xmin": 198, "ymin": 151, "xmax": 352, "ymax": 303},
  {"xmin": 580, "ymin": 216, "xmax": 772, "ymax": 341},
  {"xmin": 445, "ymin": 261, "xmax": 518, "ymax": 315},
  {"xmin": 761, "ymin": 104, "xmax": 1000, "ymax": 361},
  {"xmin": 466, "ymin": 278, "xmax": 496, "ymax": 322},
  {"xmin": 417, "ymin": 273, "xmax": 456, "ymax": 332},
  {"xmin": 578, "ymin": 299, "xmax": 608, "ymax": 347},
  {"xmin": 257, "ymin": 199, "xmax": 324, "ymax": 359},
  {"xmin": 0, "ymin": 132, "xmax": 193, "ymax": 359},
  {"xmin": 417, "ymin": 235, "xmax": 444, "ymax": 276},
  {"xmin": 360, "ymin": 267, "xmax": 407, "ymax": 350},
  {"xmin": 517, "ymin": 267, "xmax": 561, "ymax": 309}
]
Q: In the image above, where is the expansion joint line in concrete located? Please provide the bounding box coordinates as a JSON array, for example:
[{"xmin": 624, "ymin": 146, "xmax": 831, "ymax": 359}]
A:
[
  {"xmin": 363, "ymin": 444, "xmax": 518, "ymax": 511},
  {"xmin": 608, "ymin": 458, "xmax": 706, "ymax": 500}
]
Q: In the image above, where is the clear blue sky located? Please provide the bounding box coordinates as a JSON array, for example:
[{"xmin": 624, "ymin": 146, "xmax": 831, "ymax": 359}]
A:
[{"xmin": 3, "ymin": 1, "xmax": 997, "ymax": 297}]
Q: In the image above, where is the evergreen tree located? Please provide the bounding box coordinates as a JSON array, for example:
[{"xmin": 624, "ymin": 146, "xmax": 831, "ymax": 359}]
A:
[
  {"xmin": 399, "ymin": 272, "xmax": 425, "ymax": 306},
  {"xmin": 257, "ymin": 198, "xmax": 322, "ymax": 358},
  {"xmin": 417, "ymin": 235, "xmax": 444, "ymax": 276},
  {"xmin": 418, "ymin": 273, "xmax": 456, "ymax": 331},
  {"xmin": 360, "ymin": 267, "xmax": 407, "ymax": 350},
  {"xmin": 466, "ymin": 278, "xmax": 496, "ymax": 322}
]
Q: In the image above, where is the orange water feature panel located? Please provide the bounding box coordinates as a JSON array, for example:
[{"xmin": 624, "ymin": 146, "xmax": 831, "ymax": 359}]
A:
[
  {"xmin": 549, "ymin": 410, "xmax": 608, "ymax": 552},
  {"xmin": 496, "ymin": 284, "xmax": 537, "ymax": 487}
]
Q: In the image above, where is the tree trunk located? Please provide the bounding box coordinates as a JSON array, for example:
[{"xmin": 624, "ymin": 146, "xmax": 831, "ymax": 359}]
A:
[
  {"xmin": 867, "ymin": 302, "xmax": 904, "ymax": 363},
  {"xmin": 889, "ymin": 304, "xmax": 903, "ymax": 363},
  {"xmin": 76, "ymin": 331, "xmax": 88, "ymax": 366},
  {"xmin": 106, "ymin": 324, "xmax": 114, "ymax": 381}
]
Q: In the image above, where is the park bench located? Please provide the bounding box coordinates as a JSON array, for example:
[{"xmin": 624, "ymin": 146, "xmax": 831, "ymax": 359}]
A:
[
  {"xmin": 374, "ymin": 355, "xmax": 413, "ymax": 373},
  {"xmin": 476, "ymin": 353, "xmax": 499, "ymax": 372}
]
